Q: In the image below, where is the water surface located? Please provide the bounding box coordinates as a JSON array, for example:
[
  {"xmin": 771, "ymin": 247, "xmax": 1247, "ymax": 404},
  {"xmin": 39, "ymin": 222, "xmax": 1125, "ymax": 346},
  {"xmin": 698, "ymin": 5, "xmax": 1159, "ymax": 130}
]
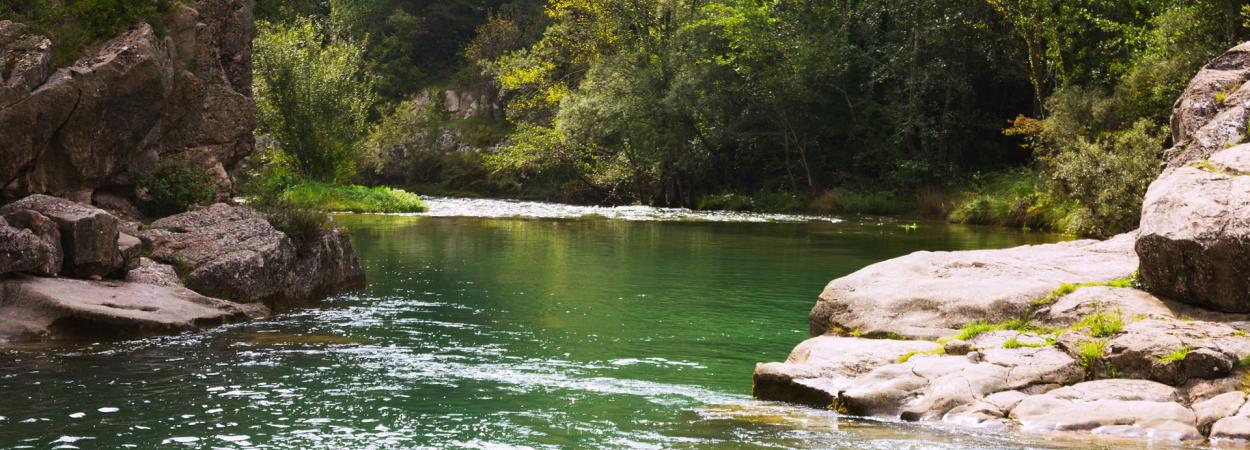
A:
[{"xmin": 0, "ymin": 200, "xmax": 1179, "ymax": 449}]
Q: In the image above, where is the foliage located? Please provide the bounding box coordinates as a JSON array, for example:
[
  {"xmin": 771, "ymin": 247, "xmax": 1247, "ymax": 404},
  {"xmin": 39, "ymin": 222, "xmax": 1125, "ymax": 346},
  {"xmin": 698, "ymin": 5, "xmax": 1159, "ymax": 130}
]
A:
[
  {"xmin": 897, "ymin": 348, "xmax": 946, "ymax": 364},
  {"xmin": 253, "ymin": 17, "xmax": 377, "ymax": 183},
  {"xmin": 948, "ymin": 170, "xmax": 1075, "ymax": 231},
  {"xmin": 1077, "ymin": 339, "xmax": 1108, "ymax": 373},
  {"xmin": 282, "ymin": 182, "xmax": 426, "ymax": 213},
  {"xmin": 1075, "ymin": 311, "xmax": 1125, "ymax": 338},
  {"xmin": 1, "ymin": 0, "xmax": 173, "ymax": 66},
  {"xmin": 1155, "ymin": 345, "xmax": 1192, "ymax": 364},
  {"xmin": 237, "ymin": 149, "xmax": 331, "ymax": 245},
  {"xmin": 132, "ymin": 157, "xmax": 215, "ymax": 217},
  {"xmin": 955, "ymin": 320, "xmax": 1040, "ymax": 341}
]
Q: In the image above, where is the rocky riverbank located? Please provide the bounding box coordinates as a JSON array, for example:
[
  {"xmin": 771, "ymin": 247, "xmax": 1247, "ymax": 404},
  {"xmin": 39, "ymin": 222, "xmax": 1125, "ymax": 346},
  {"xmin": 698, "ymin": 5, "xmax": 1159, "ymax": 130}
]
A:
[
  {"xmin": 0, "ymin": 0, "xmax": 365, "ymax": 343},
  {"xmin": 757, "ymin": 41, "xmax": 1250, "ymax": 445},
  {"xmin": 0, "ymin": 195, "xmax": 363, "ymax": 341}
]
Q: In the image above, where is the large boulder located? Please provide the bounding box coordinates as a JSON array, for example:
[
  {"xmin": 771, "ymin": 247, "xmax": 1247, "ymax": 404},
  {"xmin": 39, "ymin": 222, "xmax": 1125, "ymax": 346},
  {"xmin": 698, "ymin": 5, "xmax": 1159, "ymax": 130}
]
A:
[
  {"xmin": 808, "ymin": 233, "xmax": 1138, "ymax": 339},
  {"xmin": 0, "ymin": 195, "xmax": 125, "ymax": 278},
  {"xmin": 137, "ymin": 204, "xmax": 364, "ymax": 306},
  {"xmin": 0, "ymin": 216, "xmax": 60, "ymax": 275},
  {"xmin": 1137, "ymin": 144, "xmax": 1250, "ymax": 312},
  {"xmin": 0, "ymin": 275, "xmax": 266, "ymax": 341},
  {"xmin": 1164, "ymin": 42, "xmax": 1250, "ymax": 169},
  {"xmin": 0, "ymin": 1, "xmax": 255, "ymax": 202}
]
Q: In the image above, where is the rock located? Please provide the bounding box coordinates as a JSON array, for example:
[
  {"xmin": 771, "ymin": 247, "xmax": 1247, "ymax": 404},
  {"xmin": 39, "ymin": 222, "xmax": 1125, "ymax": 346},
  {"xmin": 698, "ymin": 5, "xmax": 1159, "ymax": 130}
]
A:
[
  {"xmin": 0, "ymin": 275, "xmax": 265, "ymax": 341},
  {"xmin": 1037, "ymin": 285, "xmax": 1250, "ymax": 328},
  {"xmin": 124, "ymin": 258, "xmax": 185, "ymax": 288},
  {"xmin": 0, "ymin": 195, "xmax": 123, "ymax": 278},
  {"xmin": 1164, "ymin": 41, "xmax": 1250, "ymax": 169},
  {"xmin": 1211, "ymin": 416, "xmax": 1250, "ymax": 443},
  {"xmin": 1194, "ymin": 391, "xmax": 1245, "ymax": 434},
  {"xmin": 752, "ymin": 336, "xmax": 940, "ymax": 408},
  {"xmin": 836, "ymin": 344, "xmax": 1082, "ymax": 421},
  {"xmin": 1009, "ymin": 380, "xmax": 1202, "ymax": 441},
  {"xmin": 116, "ymin": 233, "xmax": 141, "ymax": 273},
  {"xmin": 0, "ymin": 1, "xmax": 254, "ymax": 202},
  {"xmin": 138, "ymin": 203, "xmax": 364, "ymax": 306},
  {"xmin": 1097, "ymin": 319, "xmax": 1250, "ymax": 385},
  {"xmin": 0, "ymin": 216, "xmax": 60, "ymax": 275},
  {"xmin": 1138, "ymin": 144, "xmax": 1250, "ymax": 313},
  {"xmin": 943, "ymin": 390, "xmax": 1030, "ymax": 429},
  {"xmin": 809, "ymin": 233, "xmax": 1138, "ymax": 339}
]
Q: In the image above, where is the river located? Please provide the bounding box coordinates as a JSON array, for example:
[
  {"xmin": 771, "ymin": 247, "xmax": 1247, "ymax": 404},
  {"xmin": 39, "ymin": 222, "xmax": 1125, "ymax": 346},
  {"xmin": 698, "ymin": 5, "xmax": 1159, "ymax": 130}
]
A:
[{"xmin": 0, "ymin": 198, "xmax": 1193, "ymax": 449}]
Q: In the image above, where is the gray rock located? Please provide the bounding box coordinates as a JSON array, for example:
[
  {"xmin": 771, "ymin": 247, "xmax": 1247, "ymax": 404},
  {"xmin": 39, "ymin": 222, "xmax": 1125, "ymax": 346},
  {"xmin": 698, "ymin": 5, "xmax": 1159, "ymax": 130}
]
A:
[
  {"xmin": 1097, "ymin": 319, "xmax": 1250, "ymax": 385},
  {"xmin": 809, "ymin": 233, "xmax": 1138, "ymax": 339},
  {"xmin": 116, "ymin": 233, "xmax": 141, "ymax": 273},
  {"xmin": 838, "ymin": 345, "xmax": 1081, "ymax": 421},
  {"xmin": 1138, "ymin": 145, "xmax": 1250, "ymax": 312},
  {"xmin": 124, "ymin": 258, "xmax": 184, "ymax": 288},
  {"xmin": 1165, "ymin": 41, "xmax": 1250, "ymax": 168},
  {"xmin": 138, "ymin": 203, "xmax": 364, "ymax": 306},
  {"xmin": 1211, "ymin": 416, "xmax": 1250, "ymax": 443},
  {"xmin": 0, "ymin": 195, "xmax": 123, "ymax": 278},
  {"xmin": 1193, "ymin": 391, "xmax": 1245, "ymax": 434},
  {"xmin": 0, "ymin": 275, "xmax": 266, "ymax": 341},
  {"xmin": 1010, "ymin": 380, "xmax": 1201, "ymax": 441},
  {"xmin": 0, "ymin": 216, "xmax": 60, "ymax": 275},
  {"xmin": 753, "ymin": 336, "xmax": 940, "ymax": 408}
]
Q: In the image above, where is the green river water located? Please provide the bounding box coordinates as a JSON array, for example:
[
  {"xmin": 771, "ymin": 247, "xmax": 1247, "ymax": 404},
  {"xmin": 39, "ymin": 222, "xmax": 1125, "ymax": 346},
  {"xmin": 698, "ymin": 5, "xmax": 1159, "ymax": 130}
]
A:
[{"xmin": 0, "ymin": 198, "xmax": 1194, "ymax": 449}]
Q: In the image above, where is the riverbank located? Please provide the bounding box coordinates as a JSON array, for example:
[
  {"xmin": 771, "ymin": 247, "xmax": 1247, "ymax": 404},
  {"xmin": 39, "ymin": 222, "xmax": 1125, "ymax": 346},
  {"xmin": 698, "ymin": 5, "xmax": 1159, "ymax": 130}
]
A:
[{"xmin": 756, "ymin": 40, "xmax": 1250, "ymax": 445}]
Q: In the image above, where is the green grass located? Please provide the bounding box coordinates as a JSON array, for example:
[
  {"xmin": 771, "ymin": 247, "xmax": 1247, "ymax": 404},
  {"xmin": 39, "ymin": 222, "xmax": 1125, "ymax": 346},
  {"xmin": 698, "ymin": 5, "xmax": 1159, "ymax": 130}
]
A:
[
  {"xmin": 1074, "ymin": 311, "xmax": 1125, "ymax": 338},
  {"xmin": 897, "ymin": 348, "xmax": 946, "ymax": 363},
  {"xmin": 955, "ymin": 319, "xmax": 1044, "ymax": 341},
  {"xmin": 1155, "ymin": 345, "xmax": 1192, "ymax": 364},
  {"xmin": 2, "ymin": 0, "xmax": 177, "ymax": 67},
  {"xmin": 1002, "ymin": 336, "xmax": 1055, "ymax": 349},
  {"xmin": 1077, "ymin": 339, "xmax": 1107, "ymax": 372},
  {"xmin": 283, "ymin": 182, "xmax": 427, "ymax": 213},
  {"xmin": 1032, "ymin": 273, "xmax": 1140, "ymax": 307},
  {"xmin": 947, "ymin": 169, "xmax": 1076, "ymax": 232}
]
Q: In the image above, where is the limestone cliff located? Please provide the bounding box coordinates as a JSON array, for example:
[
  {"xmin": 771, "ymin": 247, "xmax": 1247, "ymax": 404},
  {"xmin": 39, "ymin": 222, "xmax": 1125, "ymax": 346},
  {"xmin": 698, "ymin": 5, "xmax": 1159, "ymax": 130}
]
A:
[{"xmin": 0, "ymin": 0, "xmax": 255, "ymax": 204}]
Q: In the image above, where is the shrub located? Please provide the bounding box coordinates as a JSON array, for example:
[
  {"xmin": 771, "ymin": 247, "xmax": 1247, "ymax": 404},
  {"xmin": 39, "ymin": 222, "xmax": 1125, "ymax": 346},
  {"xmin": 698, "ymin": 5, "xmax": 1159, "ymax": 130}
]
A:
[
  {"xmin": 132, "ymin": 157, "xmax": 215, "ymax": 217},
  {"xmin": 2, "ymin": 0, "xmax": 173, "ymax": 66},
  {"xmin": 254, "ymin": 17, "xmax": 376, "ymax": 183}
]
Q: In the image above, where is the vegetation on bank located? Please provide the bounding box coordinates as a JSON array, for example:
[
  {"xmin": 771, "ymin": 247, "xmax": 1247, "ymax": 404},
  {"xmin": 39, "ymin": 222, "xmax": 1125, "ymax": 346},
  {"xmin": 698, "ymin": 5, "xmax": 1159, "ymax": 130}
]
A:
[
  {"xmin": 237, "ymin": 0, "xmax": 1250, "ymax": 238},
  {"xmin": 1, "ymin": 0, "xmax": 175, "ymax": 66},
  {"xmin": 282, "ymin": 182, "xmax": 426, "ymax": 213}
]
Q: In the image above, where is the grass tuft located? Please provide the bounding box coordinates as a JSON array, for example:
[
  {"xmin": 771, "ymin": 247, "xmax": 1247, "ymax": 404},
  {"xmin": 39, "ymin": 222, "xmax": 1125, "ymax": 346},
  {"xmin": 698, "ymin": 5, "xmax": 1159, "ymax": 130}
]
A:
[
  {"xmin": 1074, "ymin": 311, "xmax": 1125, "ymax": 338},
  {"xmin": 1077, "ymin": 339, "xmax": 1107, "ymax": 372},
  {"xmin": 1155, "ymin": 345, "xmax": 1192, "ymax": 364},
  {"xmin": 956, "ymin": 319, "xmax": 1043, "ymax": 341},
  {"xmin": 898, "ymin": 347, "xmax": 946, "ymax": 364}
]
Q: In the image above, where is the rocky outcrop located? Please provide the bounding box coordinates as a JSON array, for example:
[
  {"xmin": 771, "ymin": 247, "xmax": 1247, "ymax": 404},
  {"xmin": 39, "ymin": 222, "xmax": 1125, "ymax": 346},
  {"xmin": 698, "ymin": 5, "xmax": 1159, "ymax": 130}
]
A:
[
  {"xmin": 1164, "ymin": 41, "xmax": 1250, "ymax": 168},
  {"xmin": 0, "ymin": 275, "xmax": 265, "ymax": 340},
  {"xmin": 0, "ymin": 194, "xmax": 129, "ymax": 278},
  {"xmin": 807, "ymin": 232, "xmax": 1138, "ymax": 340},
  {"xmin": 1137, "ymin": 144, "xmax": 1250, "ymax": 312},
  {"xmin": 137, "ymin": 203, "xmax": 365, "ymax": 307},
  {"xmin": 0, "ymin": 0, "xmax": 255, "ymax": 203}
]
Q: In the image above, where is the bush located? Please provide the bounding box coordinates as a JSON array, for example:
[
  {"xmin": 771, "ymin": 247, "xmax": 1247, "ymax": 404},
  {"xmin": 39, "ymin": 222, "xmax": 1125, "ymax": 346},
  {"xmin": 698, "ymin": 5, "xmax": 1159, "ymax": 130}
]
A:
[
  {"xmin": 254, "ymin": 17, "xmax": 376, "ymax": 183},
  {"xmin": 1043, "ymin": 119, "xmax": 1164, "ymax": 237},
  {"xmin": 132, "ymin": 157, "xmax": 215, "ymax": 217},
  {"xmin": 947, "ymin": 170, "xmax": 1075, "ymax": 232},
  {"xmin": 696, "ymin": 193, "xmax": 754, "ymax": 212}
]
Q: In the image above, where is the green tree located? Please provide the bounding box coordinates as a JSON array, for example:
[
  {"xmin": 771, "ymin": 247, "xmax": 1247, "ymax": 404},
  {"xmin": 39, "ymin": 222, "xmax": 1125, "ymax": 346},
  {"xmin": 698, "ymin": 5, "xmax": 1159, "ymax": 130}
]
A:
[{"xmin": 253, "ymin": 17, "xmax": 377, "ymax": 182}]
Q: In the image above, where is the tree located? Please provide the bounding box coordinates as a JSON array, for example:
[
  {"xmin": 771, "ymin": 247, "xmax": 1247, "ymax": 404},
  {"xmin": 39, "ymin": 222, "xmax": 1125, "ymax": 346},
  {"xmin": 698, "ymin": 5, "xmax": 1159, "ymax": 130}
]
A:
[{"xmin": 253, "ymin": 17, "xmax": 377, "ymax": 182}]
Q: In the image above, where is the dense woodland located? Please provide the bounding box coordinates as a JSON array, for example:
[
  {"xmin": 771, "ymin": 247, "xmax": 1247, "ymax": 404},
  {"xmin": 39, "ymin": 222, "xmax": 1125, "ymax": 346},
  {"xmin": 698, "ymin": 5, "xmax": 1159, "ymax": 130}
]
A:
[{"xmin": 4, "ymin": 0, "xmax": 1250, "ymax": 236}]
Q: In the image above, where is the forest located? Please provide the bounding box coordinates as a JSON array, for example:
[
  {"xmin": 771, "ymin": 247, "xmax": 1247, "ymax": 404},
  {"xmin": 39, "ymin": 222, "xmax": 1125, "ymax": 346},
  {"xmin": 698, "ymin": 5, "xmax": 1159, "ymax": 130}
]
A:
[{"xmin": 7, "ymin": 0, "xmax": 1249, "ymax": 237}]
